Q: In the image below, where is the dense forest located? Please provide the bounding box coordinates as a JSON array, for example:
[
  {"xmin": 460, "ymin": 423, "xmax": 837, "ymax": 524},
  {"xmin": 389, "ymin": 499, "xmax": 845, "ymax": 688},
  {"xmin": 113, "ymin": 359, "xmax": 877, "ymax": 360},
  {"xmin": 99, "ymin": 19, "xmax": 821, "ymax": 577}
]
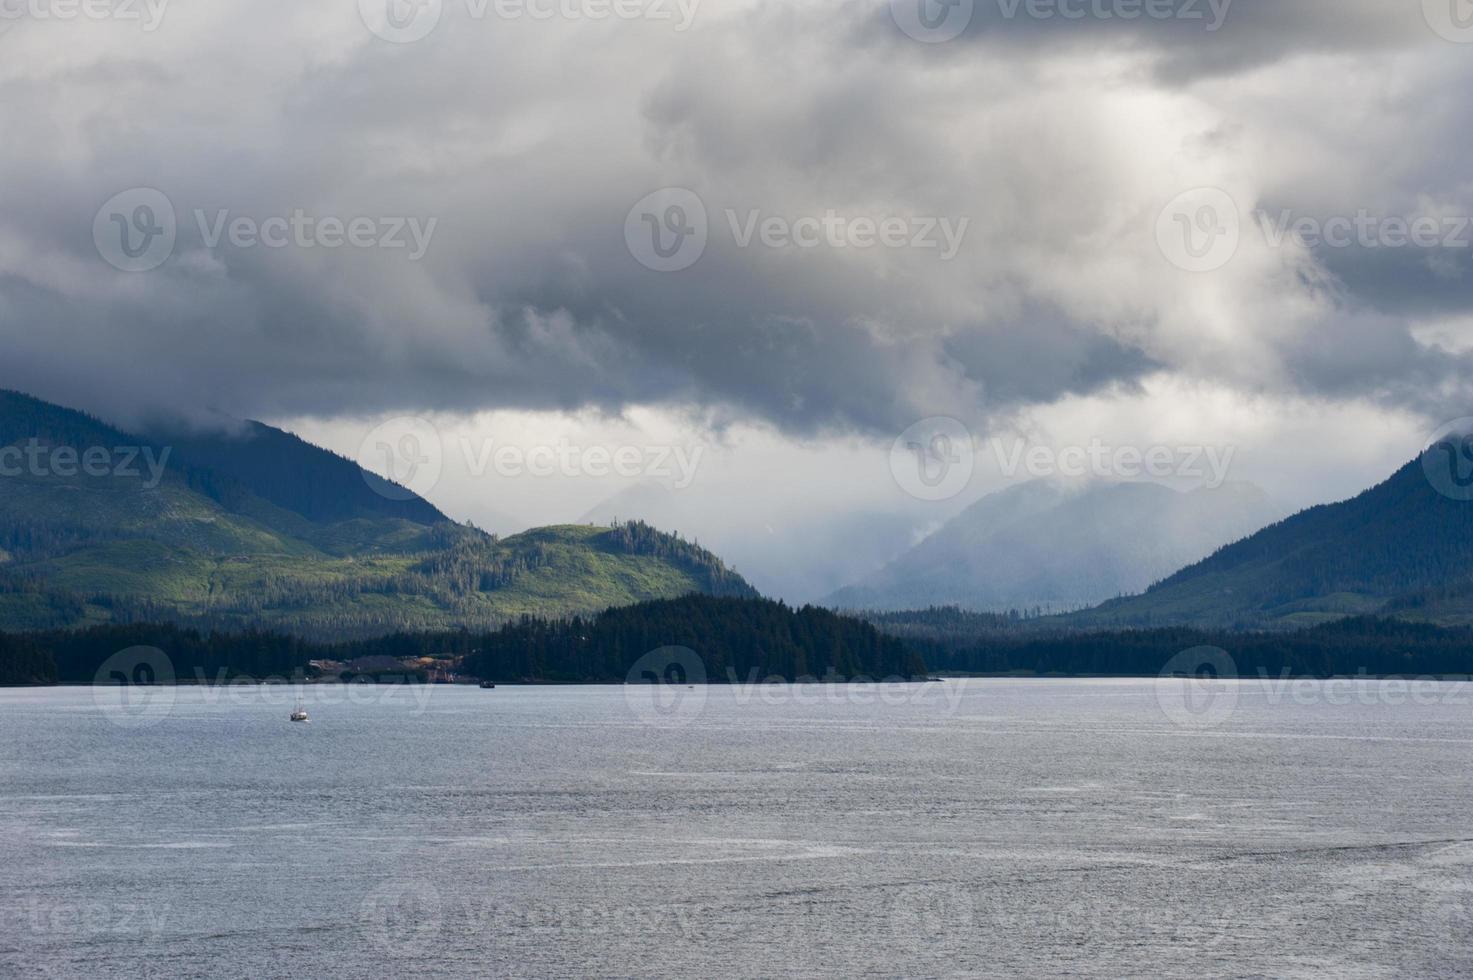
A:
[
  {"xmin": 0, "ymin": 595, "xmax": 924, "ymax": 685},
  {"xmin": 881, "ymin": 612, "xmax": 1473, "ymax": 678},
  {"xmin": 7, "ymin": 603, "xmax": 1473, "ymax": 688},
  {"xmin": 463, "ymin": 595, "xmax": 925, "ymax": 683}
]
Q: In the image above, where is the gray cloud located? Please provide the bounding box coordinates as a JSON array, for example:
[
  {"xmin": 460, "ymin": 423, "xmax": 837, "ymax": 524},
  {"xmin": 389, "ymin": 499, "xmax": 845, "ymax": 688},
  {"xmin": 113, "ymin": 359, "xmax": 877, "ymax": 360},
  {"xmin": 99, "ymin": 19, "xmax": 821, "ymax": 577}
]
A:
[{"xmin": 0, "ymin": 0, "xmax": 1470, "ymax": 442}]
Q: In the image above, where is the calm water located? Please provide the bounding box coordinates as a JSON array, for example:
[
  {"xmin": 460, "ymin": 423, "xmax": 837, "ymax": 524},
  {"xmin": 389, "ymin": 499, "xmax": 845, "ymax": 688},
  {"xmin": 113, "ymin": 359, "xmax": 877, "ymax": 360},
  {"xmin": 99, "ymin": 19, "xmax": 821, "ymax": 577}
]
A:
[{"xmin": 2, "ymin": 679, "xmax": 1471, "ymax": 978}]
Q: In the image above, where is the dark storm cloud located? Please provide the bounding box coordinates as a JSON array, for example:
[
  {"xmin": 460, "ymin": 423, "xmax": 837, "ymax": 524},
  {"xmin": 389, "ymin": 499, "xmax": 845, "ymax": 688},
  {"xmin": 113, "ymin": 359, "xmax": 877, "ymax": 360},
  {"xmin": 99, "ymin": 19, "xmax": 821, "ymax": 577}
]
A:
[
  {"xmin": 0, "ymin": 0, "xmax": 1471, "ymax": 438},
  {"xmin": 874, "ymin": 0, "xmax": 1432, "ymax": 82}
]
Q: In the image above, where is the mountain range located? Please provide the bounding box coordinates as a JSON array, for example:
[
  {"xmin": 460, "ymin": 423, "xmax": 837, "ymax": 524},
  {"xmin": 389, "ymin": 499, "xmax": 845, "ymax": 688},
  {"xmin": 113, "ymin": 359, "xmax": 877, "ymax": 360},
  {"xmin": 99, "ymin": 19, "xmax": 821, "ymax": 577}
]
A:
[
  {"xmin": 4, "ymin": 388, "xmax": 1473, "ymax": 639},
  {"xmin": 1067, "ymin": 437, "xmax": 1473, "ymax": 629},
  {"xmin": 825, "ymin": 479, "xmax": 1286, "ymax": 614},
  {"xmin": 0, "ymin": 391, "xmax": 755, "ymax": 638}
]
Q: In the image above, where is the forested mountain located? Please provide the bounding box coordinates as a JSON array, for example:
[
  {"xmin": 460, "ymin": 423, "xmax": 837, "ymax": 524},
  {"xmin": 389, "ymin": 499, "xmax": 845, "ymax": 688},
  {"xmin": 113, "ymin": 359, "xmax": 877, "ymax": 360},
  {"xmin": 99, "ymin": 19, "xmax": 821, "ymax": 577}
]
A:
[
  {"xmin": 0, "ymin": 595, "xmax": 921, "ymax": 685},
  {"xmin": 0, "ymin": 390, "xmax": 755, "ymax": 638},
  {"xmin": 1070, "ymin": 443, "xmax": 1473, "ymax": 629},
  {"xmin": 579, "ymin": 480, "xmax": 940, "ymax": 604},
  {"xmin": 826, "ymin": 479, "xmax": 1283, "ymax": 613},
  {"xmin": 160, "ymin": 419, "xmax": 448, "ymax": 526}
]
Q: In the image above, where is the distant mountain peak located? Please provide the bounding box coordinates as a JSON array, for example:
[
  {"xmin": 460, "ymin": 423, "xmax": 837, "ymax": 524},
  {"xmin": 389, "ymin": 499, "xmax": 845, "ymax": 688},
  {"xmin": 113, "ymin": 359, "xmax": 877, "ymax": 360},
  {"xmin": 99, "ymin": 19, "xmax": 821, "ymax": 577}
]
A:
[{"xmin": 825, "ymin": 477, "xmax": 1284, "ymax": 615}]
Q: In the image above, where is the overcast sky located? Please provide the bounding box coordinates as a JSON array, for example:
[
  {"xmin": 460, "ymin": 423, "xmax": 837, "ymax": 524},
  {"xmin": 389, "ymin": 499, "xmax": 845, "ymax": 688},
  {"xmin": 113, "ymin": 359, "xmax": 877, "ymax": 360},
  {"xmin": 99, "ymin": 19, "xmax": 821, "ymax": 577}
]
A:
[{"xmin": 2, "ymin": 0, "xmax": 1470, "ymax": 598}]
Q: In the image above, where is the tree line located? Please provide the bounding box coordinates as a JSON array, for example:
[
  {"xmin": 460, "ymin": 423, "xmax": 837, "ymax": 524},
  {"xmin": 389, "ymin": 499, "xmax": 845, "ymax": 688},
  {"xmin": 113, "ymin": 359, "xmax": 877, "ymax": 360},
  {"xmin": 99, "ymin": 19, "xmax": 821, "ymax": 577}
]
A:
[{"xmin": 0, "ymin": 595, "xmax": 923, "ymax": 685}]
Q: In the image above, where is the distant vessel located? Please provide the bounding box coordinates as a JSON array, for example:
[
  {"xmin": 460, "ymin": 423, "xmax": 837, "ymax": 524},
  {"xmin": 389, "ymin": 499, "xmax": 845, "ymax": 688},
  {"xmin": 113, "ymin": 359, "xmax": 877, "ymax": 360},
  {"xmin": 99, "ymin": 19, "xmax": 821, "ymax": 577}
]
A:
[
  {"xmin": 479, "ymin": 680, "xmax": 496, "ymax": 689},
  {"xmin": 290, "ymin": 699, "xmax": 309, "ymax": 722}
]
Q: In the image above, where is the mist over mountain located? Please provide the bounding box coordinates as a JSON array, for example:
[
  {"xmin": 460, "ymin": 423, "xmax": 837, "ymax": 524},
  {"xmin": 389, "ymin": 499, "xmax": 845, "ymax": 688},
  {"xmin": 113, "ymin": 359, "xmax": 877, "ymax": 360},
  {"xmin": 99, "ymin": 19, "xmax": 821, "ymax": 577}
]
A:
[
  {"xmin": 825, "ymin": 479, "xmax": 1286, "ymax": 614},
  {"xmin": 1071, "ymin": 434, "xmax": 1473, "ymax": 629},
  {"xmin": 0, "ymin": 391, "xmax": 755, "ymax": 638},
  {"xmin": 579, "ymin": 481, "xmax": 939, "ymax": 603}
]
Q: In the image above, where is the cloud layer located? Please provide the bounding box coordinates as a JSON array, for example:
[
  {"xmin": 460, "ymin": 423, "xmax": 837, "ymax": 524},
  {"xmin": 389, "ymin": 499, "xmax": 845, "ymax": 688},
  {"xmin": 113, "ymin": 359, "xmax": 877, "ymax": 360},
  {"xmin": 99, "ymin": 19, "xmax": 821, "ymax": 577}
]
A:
[{"xmin": 1, "ymin": 0, "xmax": 1470, "ymax": 439}]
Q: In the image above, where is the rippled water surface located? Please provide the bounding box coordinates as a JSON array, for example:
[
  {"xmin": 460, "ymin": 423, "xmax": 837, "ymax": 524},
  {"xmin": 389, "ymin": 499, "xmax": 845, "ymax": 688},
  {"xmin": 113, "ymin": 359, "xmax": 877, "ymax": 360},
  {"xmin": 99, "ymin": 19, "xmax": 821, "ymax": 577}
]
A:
[{"xmin": 2, "ymin": 679, "xmax": 1471, "ymax": 978}]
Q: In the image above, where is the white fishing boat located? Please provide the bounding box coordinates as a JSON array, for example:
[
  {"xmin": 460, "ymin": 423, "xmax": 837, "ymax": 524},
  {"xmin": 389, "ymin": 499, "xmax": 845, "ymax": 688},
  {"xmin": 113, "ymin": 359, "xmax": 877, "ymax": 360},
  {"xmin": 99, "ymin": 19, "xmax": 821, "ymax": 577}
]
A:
[{"xmin": 290, "ymin": 699, "xmax": 309, "ymax": 722}]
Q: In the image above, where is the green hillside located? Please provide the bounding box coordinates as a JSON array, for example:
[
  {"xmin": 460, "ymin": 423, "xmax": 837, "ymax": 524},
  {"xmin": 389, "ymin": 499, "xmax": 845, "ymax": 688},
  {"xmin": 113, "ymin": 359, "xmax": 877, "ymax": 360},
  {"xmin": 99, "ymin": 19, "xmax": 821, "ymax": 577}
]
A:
[
  {"xmin": 1067, "ymin": 443, "xmax": 1473, "ymax": 630},
  {"xmin": 0, "ymin": 391, "xmax": 756, "ymax": 638}
]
